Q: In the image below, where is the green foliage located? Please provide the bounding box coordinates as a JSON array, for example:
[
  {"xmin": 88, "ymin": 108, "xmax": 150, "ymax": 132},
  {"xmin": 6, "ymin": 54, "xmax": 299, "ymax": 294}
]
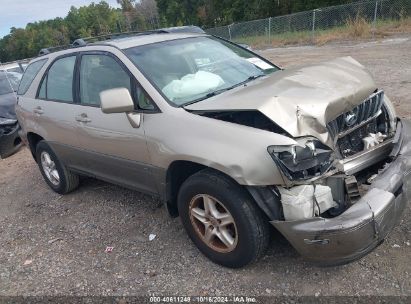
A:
[
  {"xmin": 3, "ymin": 0, "xmax": 406, "ymax": 62},
  {"xmin": 0, "ymin": 1, "xmax": 125, "ymax": 62},
  {"xmin": 156, "ymin": 0, "xmax": 363, "ymax": 28}
]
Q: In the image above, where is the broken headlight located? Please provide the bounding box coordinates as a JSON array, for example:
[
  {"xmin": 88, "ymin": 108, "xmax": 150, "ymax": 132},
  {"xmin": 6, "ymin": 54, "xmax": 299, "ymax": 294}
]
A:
[{"xmin": 267, "ymin": 138, "xmax": 333, "ymax": 181}]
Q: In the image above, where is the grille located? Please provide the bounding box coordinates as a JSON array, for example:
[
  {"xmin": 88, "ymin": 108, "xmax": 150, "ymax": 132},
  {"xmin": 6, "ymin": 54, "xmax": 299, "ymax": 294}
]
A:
[
  {"xmin": 327, "ymin": 90, "xmax": 384, "ymax": 138},
  {"xmin": 337, "ymin": 119, "xmax": 380, "ymax": 157}
]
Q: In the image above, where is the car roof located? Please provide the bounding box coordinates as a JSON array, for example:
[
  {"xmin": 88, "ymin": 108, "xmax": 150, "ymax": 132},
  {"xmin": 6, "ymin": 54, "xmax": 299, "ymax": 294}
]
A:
[
  {"xmin": 31, "ymin": 31, "xmax": 210, "ymax": 62},
  {"xmin": 34, "ymin": 32, "xmax": 209, "ymax": 62},
  {"xmin": 99, "ymin": 32, "xmax": 207, "ymax": 49}
]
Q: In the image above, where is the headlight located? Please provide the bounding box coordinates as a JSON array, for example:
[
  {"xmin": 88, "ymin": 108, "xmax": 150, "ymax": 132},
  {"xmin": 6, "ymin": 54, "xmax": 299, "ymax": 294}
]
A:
[{"xmin": 267, "ymin": 138, "xmax": 333, "ymax": 181}]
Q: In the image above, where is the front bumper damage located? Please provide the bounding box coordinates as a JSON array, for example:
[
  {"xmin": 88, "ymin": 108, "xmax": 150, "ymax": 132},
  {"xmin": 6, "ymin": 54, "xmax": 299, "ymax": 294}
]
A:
[
  {"xmin": 0, "ymin": 122, "xmax": 22, "ymax": 159},
  {"xmin": 271, "ymin": 119, "xmax": 411, "ymax": 265}
]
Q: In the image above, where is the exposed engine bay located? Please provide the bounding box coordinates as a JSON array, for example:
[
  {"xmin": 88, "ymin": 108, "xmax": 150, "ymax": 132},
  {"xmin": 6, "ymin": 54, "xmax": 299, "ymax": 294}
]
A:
[
  {"xmin": 180, "ymin": 55, "xmax": 409, "ymax": 264},
  {"xmin": 195, "ymin": 90, "xmax": 397, "ymax": 221},
  {"xmin": 200, "ymin": 110, "xmax": 289, "ymax": 136},
  {"xmin": 277, "ymin": 100, "xmax": 397, "ymax": 221},
  {"xmin": 276, "ymin": 91, "xmax": 397, "ymax": 221},
  {"xmin": 328, "ymin": 91, "xmax": 393, "ymax": 158}
]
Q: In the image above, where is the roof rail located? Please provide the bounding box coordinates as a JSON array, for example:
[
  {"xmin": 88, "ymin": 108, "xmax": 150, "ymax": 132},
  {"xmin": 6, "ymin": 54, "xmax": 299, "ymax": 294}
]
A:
[
  {"xmin": 81, "ymin": 29, "xmax": 170, "ymax": 43},
  {"xmin": 72, "ymin": 39, "xmax": 87, "ymax": 47},
  {"xmin": 161, "ymin": 25, "xmax": 205, "ymax": 34},
  {"xmin": 80, "ymin": 26, "xmax": 204, "ymax": 43},
  {"xmin": 39, "ymin": 48, "xmax": 50, "ymax": 56},
  {"xmin": 37, "ymin": 26, "xmax": 206, "ymax": 57},
  {"xmin": 36, "ymin": 30, "xmax": 165, "ymax": 56}
]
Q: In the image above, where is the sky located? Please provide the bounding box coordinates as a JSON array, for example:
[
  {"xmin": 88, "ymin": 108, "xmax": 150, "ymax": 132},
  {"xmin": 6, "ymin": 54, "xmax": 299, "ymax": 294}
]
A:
[{"xmin": 0, "ymin": 0, "xmax": 121, "ymax": 38}]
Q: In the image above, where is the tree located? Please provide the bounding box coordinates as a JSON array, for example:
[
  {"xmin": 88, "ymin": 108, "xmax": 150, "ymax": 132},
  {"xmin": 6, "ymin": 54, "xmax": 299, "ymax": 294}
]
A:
[
  {"xmin": 0, "ymin": 0, "xmax": 371, "ymax": 62},
  {"xmin": 0, "ymin": 1, "xmax": 125, "ymax": 62},
  {"xmin": 136, "ymin": 0, "xmax": 160, "ymax": 29},
  {"xmin": 156, "ymin": 0, "xmax": 363, "ymax": 28}
]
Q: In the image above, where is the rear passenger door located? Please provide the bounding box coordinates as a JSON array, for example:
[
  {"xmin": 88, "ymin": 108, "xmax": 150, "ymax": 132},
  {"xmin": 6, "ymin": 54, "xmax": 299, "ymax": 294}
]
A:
[
  {"xmin": 74, "ymin": 51, "xmax": 157, "ymax": 194},
  {"xmin": 35, "ymin": 54, "xmax": 84, "ymax": 167}
]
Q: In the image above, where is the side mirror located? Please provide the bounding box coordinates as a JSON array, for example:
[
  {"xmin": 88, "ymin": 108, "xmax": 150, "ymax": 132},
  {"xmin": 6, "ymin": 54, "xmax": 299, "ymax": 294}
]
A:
[{"xmin": 100, "ymin": 88, "xmax": 134, "ymax": 114}]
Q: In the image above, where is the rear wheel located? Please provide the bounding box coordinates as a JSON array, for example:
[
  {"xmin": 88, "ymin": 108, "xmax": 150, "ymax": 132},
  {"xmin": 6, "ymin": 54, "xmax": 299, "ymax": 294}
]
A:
[
  {"xmin": 36, "ymin": 141, "xmax": 79, "ymax": 194},
  {"xmin": 178, "ymin": 169, "xmax": 270, "ymax": 268}
]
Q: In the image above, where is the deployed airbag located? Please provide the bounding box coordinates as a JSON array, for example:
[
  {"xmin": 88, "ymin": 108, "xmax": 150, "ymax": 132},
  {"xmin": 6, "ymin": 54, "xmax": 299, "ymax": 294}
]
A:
[
  {"xmin": 279, "ymin": 185, "xmax": 337, "ymax": 220},
  {"xmin": 162, "ymin": 71, "xmax": 225, "ymax": 102}
]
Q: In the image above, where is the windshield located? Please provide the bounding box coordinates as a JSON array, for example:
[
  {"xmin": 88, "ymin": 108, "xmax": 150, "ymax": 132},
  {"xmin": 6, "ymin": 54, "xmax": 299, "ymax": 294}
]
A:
[
  {"xmin": 125, "ymin": 36, "xmax": 279, "ymax": 106},
  {"xmin": 0, "ymin": 72, "xmax": 22, "ymax": 95}
]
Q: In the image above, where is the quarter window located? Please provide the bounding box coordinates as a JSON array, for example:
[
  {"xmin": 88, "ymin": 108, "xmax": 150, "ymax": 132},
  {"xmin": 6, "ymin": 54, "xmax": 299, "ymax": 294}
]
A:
[
  {"xmin": 136, "ymin": 85, "xmax": 155, "ymax": 111},
  {"xmin": 44, "ymin": 56, "xmax": 76, "ymax": 102},
  {"xmin": 79, "ymin": 54, "xmax": 131, "ymax": 106},
  {"xmin": 38, "ymin": 76, "xmax": 46, "ymax": 99},
  {"xmin": 18, "ymin": 59, "xmax": 47, "ymax": 95}
]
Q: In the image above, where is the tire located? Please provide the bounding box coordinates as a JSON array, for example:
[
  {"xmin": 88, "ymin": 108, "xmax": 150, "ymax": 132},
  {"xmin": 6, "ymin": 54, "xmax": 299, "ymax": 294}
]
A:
[
  {"xmin": 177, "ymin": 169, "xmax": 270, "ymax": 268},
  {"xmin": 35, "ymin": 141, "xmax": 79, "ymax": 194}
]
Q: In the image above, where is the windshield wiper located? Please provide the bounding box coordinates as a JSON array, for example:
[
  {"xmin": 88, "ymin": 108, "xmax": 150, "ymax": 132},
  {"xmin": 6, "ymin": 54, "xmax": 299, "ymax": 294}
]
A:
[
  {"xmin": 245, "ymin": 74, "xmax": 265, "ymax": 82},
  {"xmin": 183, "ymin": 74, "xmax": 265, "ymax": 106}
]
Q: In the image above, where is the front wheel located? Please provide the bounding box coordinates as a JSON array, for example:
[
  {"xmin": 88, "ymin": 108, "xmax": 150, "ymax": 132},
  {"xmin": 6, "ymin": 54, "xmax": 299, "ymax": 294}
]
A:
[{"xmin": 177, "ymin": 169, "xmax": 270, "ymax": 268}]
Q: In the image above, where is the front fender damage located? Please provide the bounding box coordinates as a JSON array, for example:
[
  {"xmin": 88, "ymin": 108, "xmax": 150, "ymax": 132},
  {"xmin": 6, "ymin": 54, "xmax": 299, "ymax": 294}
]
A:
[{"xmin": 270, "ymin": 119, "xmax": 411, "ymax": 265}]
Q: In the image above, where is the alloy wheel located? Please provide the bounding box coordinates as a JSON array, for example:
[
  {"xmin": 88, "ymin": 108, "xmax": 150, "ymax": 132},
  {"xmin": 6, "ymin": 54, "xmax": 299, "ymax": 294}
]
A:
[
  {"xmin": 189, "ymin": 194, "xmax": 238, "ymax": 253},
  {"xmin": 40, "ymin": 151, "xmax": 60, "ymax": 186}
]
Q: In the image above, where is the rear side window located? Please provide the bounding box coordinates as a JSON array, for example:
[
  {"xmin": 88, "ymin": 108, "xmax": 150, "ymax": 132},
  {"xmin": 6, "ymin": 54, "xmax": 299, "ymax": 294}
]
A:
[
  {"xmin": 17, "ymin": 59, "xmax": 47, "ymax": 95},
  {"xmin": 79, "ymin": 54, "xmax": 131, "ymax": 106},
  {"xmin": 40, "ymin": 56, "xmax": 76, "ymax": 102}
]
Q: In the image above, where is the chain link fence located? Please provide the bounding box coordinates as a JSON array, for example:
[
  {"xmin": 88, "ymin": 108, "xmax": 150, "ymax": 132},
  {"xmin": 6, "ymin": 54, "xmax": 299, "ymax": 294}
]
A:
[{"xmin": 206, "ymin": 0, "xmax": 411, "ymax": 46}]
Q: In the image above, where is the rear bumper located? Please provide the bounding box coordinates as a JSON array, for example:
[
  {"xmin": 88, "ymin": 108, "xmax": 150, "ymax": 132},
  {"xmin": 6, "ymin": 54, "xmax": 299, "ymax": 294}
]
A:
[
  {"xmin": 271, "ymin": 119, "xmax": 411, "ymax": 265},
  {"xmin": 0, "ymin": 123, "xmax": 22, "ymax": 158}
]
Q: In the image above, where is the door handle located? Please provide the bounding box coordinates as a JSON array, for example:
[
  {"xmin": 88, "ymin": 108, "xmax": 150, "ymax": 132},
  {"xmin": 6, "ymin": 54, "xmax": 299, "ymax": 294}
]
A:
[
  {"xmin": 33, "ymin": 106, "xmax": 44, "ymax": 115},
  {"xmin": 75, "ymin": 113, "xmax": 91, "ymax": 123}
]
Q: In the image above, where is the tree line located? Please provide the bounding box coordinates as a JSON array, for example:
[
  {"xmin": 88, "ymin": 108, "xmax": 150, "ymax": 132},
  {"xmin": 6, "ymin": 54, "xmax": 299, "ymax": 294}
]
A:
[
  {"xmin": 156, "ymin": 0, "xmax": 362, "ymax": 28},
  {"xmin": 0, "ymin": 2, "xmax": 126, "ymax": 62},
  {"xmin": 1, "ymin": 0, "xmax": 361, "ymax": 62}
]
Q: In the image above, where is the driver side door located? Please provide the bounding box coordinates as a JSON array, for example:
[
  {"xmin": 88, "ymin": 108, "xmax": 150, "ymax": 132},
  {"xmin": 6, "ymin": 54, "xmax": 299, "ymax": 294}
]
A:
[{"xmin": 74, "ymin": 51, "xmax": 158, "ymax": 195}]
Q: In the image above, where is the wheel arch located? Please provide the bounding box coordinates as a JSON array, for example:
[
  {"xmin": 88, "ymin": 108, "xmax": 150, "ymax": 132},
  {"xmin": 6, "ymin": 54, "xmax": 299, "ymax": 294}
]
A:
[
  {"xmin": 26, "ymin": 132, "xmax": 44, "ymax": 161},
  {"xmin": 165, "ymin": 160, "xmax": 247, "ymax": 217},
  {"xmin": 164, "ymin": 160, "xmax": 281, "ymax": 220},
  {"xmin": 165, "ymin": 160, "xmax": 207, "ymax": 217}
]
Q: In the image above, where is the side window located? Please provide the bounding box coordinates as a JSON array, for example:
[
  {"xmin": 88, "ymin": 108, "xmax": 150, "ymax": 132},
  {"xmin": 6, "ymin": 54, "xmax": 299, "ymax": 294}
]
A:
[
  {"xmin": 46, "ymin": 56, "xmax": 76, "ymax": 102},
  {"xmin": 79, "ymin": 54, "xmax": 131, "ymax": 106},
  {"xmin": 18, "ymin": 59, "xmax": 47, "ymax": 95}
]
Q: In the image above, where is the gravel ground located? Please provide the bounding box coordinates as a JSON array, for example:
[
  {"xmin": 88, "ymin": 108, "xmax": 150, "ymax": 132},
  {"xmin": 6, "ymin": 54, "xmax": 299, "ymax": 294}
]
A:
[{"xmin": 0, "ymin": 36, "xmax": 410, "ymax": 297}]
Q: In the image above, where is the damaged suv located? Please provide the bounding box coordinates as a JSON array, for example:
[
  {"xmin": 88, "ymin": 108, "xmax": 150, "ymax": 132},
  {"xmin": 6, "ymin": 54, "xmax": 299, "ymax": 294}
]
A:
[{"xmin": 16, "ymin": 29, "xmax": 410, "ymax": 268}]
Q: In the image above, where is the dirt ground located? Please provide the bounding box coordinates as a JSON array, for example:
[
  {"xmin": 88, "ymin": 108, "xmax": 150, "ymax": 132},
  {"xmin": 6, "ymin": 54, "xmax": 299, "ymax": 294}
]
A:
[{"xmin": 0, "ymin": 36, "xmax": 410, "ymax": 297}]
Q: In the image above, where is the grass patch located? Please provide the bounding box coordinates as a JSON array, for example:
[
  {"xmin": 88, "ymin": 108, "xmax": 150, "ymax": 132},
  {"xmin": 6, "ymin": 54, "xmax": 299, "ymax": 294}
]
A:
[
  {"xmin": 346, "ymin": 14, "xmax": 372, "ymax": 38},
  {"xmin": 232, "ymin": 16, "xmax": 411, "ymax": 49}
]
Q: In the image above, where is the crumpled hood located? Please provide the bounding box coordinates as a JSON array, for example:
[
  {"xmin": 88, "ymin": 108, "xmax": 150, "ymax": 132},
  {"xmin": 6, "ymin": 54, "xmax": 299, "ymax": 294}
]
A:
[
  {"xmin": 185, "ymin": 57, "xmax": 377, "ymax": 147},
  {"xmin": 0, "ymin": 92, "xmax": 18, "ymax": 120}
]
